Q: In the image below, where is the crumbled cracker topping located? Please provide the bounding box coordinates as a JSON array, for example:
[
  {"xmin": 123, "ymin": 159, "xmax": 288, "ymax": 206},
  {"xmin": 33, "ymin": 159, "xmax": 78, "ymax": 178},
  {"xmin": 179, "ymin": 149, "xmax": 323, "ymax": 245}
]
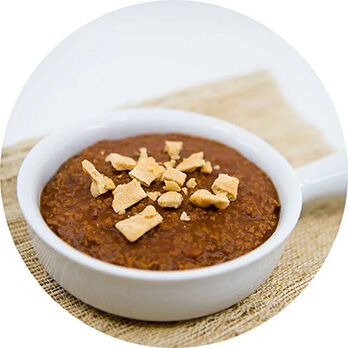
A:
[
  {"xmin": 189, "ymin": 189, "xmax": 230, "ymax": 210},
  {"xmin": 82, "ymin": 160, "xmax": 115, "ymax": 198},
  {"xmin": 115, "ymin": 205, "xmax": 163, "ymax": 242},
  {"xmin": 186, "ymin": 178, "xmax": 197, "ymax": 189},
  {"xmin": 105, "ymin": 153, "xmax": 137, "ymax": 171},
  {"xmin": 163, "ymin": 180, "xmax": 181, "ymax": 192},
  {"xmin": 164, "ymin": 141, "xmax": 183, "ymax": 160},
  {"xmin": 138, "ymin": 147, "xmax": 148, "ymax": 162},
  {"xmin": 112, "ymin": 179, "xmax": 147, "ymax": 213},
  {"xmin": 201, "ymin": 161, "xmax": 213, "ymax": 174},
  {"xmin": 147, "ymin": 191, "xmax": 161, "ymax": 201},
  {"xmin": 164, "ymin": 160, "xmax": 176, "ymax": 168},
  {"xmin": 83, "ymin": 139, "xmax": 240, "ymax": 242},
  {"xmin": 129, "ymin": 157, "xmax": 165, "ymax": 187},
  {"xmin": 176, "ymin": 152, "xmax": 205, "ymax": 172},
  {"xmin": 157, "ymin": 191, "xmax": 183, "ymax": 208},
  {"xmin": 180, "ymin": 211, "xmax": 190, "ymax": 221},
  {"xmin": 212, "ymin": 174, "xmax": 239, "ymax": 201},
  {"xmin": 161, "ymin": 166, "xmax": 187, "ymax": 186}
]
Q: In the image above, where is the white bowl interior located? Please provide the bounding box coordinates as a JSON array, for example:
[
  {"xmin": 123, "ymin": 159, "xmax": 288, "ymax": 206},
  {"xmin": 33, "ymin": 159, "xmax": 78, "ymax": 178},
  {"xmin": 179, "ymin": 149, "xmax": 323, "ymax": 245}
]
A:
[{"xmin": 17, "ymin": 108, "xmax": 302, "ymax": 280}]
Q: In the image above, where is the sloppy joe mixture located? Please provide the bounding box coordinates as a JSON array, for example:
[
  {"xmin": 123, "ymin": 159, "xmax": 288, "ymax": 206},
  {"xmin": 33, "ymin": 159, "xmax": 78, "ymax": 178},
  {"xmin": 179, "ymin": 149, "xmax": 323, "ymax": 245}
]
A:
[{"xmin": 40, "ymin": 134, "xmax": 280, "ymax": 271}]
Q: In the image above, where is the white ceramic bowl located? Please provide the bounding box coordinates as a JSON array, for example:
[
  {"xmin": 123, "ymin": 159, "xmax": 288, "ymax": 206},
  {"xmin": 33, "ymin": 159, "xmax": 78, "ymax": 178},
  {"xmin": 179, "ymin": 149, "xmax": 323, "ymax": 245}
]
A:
[{"xmin": 17, "ymin": 108, "xmax": 347, "ymax": 321}]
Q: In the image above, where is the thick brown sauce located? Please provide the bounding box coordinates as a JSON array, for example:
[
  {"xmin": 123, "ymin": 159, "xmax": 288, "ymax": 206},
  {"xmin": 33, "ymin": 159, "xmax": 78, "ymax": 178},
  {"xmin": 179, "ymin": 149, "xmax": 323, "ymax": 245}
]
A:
[{"xmin": 40, "ymin": 134, "xmax": 280, "ymax": 271}]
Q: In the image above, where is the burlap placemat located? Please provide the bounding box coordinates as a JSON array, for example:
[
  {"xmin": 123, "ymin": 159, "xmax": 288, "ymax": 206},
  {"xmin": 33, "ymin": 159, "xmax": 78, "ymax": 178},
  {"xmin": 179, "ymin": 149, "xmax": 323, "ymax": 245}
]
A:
[{"xmin": 1, "ymin": 71, "xmax": 345, "ymax": 347}]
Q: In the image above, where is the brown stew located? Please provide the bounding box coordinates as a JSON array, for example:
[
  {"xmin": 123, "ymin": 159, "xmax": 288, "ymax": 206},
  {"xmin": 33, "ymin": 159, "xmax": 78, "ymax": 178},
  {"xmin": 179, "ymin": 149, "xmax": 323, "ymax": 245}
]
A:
[{"xmin": 40, "ymin": 134, "xmax": 280, "ymax": 270}]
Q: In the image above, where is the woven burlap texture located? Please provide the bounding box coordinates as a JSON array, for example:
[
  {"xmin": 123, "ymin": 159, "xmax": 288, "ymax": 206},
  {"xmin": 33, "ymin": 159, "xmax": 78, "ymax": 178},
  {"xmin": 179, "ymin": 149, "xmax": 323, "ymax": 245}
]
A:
[{"xmin": 1, "ymin": 71, "xmax": 345, "ymax": 347}]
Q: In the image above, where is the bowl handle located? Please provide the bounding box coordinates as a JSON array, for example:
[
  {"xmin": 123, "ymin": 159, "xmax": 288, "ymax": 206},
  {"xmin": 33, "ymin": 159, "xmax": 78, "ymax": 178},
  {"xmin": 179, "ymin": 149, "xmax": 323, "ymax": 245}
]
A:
[{"xmin": 295, "ymin": 151, "xmax": 348, "ymax": 202}]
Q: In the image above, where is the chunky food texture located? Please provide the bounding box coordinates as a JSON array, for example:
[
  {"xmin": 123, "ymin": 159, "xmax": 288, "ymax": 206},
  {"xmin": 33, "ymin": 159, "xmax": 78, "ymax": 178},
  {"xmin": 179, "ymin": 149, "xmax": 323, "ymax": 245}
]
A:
[
  {"xmin": 115, "ymin": 205, "xmax": 163, "ymax": 242},
  {"xmin": 41, "ymin": 134, "xmax": 280, "ymax": 271},
  {"xmin": 157, "ymin": 191, "xmax": 183, "ymax": 208},
  {"xmin": 81, "ymin": 160, "xmax": 115, "ymax": 197}
]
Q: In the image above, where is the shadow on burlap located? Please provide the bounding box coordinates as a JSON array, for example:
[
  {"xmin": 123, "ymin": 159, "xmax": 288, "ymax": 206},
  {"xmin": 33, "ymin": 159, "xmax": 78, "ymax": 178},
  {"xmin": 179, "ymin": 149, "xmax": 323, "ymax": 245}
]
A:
[{"xmin": 1, "ymin": 71, "xmax": 346, "ymax": 347}]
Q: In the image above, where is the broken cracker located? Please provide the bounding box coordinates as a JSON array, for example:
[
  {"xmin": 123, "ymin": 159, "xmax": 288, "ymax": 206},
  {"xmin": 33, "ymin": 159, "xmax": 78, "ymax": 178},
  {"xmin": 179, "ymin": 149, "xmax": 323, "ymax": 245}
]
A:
[
  {"xmin": 115, "ymin": 205, "xmax": 163, "ymax": 242},
  {"xmin": 129, "ymin": 157, "xmax": 165, "ymax": 187},
  {"xmin": 161, "ymin": 166, "xmax": 186, "ymax": 186},
  {"xmin": 112, "ymin": 179, "xmax": 147, "ymax": 213},
  {"xmin": 189, "ymin": 189, "xmax": 229, "ymax": 210},
  {"xmin": 105, "ymin": 153, "xmax": 136, "ymax": 171},
  {"xmin": 147, "ymin": 191, "xmax": 161, "ymax": 201},
  {"xmin": 212, "ymin": 174, "xmax": 239, "ymax": 201},
  {"xmin": 164, "ymin": 160, "xmax": 176, "ymax": 168},
  {"xmin": 157, "ymin": 191, "xmax": 183, "ymax": 208},
  {"xmin": 213, "ymin": 164, "xmax": 220, "ymax": 170},
  {"xmin": 138, "ymin": 147, "xmax": 148, "ymax": 163},
  {"xmin": 164, "ymin": 141, "xmax": 183, "ymax": 160},
  {"xmin": 201, "ymin": 161, "xmax": 213, "ymax": 174},
  {"xmin": 176, "ymin": 152, "xmax": 205, "ymax": 173},
  {"xmin": 186, "ymin": 178, "xmax": 197, "ymax": 189},
  {"xmin": 163, "ymin": 180, "xmax": 181, "ymax": 192},
  {"xmin": 181, "ymin": 187, "xmax": 188, "ymax": 195},
  {"xmin": 180, "ymin": 211, "xmax": 190, "ymax": 221},
  {"xmin": 82, "ymin": 160, "xmax": 115, "ymax": 198}
]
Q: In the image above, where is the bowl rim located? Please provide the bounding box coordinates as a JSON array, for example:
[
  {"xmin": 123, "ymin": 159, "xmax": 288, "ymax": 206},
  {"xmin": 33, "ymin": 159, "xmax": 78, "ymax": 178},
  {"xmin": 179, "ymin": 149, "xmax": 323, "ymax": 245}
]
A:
[{"xmin": 17, "ymin": 108, "xmax": 302, "ymax": 281}]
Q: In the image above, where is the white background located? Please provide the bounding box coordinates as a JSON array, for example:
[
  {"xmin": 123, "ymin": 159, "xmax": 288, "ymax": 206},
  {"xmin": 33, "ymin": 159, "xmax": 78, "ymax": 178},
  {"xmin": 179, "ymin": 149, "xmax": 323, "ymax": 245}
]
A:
[{"xmin": 0, "ymin": 1, "xmax": 347, "ymax": 347}]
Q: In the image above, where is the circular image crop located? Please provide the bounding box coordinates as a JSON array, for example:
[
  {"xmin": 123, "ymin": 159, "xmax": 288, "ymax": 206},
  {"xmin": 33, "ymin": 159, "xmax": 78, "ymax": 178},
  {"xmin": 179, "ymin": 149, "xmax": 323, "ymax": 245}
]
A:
[{"xmin": 1, "ymin": 1, "xmax": 346, "ymax": 346}]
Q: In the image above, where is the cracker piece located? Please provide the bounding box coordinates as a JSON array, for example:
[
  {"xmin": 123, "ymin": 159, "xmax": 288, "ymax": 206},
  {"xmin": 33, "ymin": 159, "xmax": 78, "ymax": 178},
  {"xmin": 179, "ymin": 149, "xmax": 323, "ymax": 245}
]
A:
[
  {"xmin": 138, "ymin": 147, "xmax": 148, "ymax": 163},
  {"xmin": 186, "ymin": 178, "xmax": 197, "ymax": 189},
  {"xmin": 147, "ymin": 191, "xmax": 161, "ymax": 201},
  {"xmin": 105, "ymin": 153, "xmax": 136, "ymax": 171},
  {"xmin": 189, "ymin": 189, "xmax": 230, "ymax": 210},
  {"xmin": 176, "ymin": 152, "xmax": 205, "ymax": 172},
  {"xmin": 112, "ymin": 179, "xmax": 147, "ymax": 213},
  {"xmin": 129, "ymin": 157, "xmax": 165, "ymax": 187},
  {"xmin": 212, "ymin": 174, "xmax": 239, "ymax": 201},
  {"xmin": 161, "ymin": 166, "xmax": 187, "ymax": 186},
  {"xmin": 180, "ymin": 211, "xmax": 190, "ymax": 221},
  {"xmin": 157, "ymin": 191, "xmax": 183, "ymax": 208},
  {"xmin": 82, "ymin": 160, "xmax": 115, "ymax": 198},
  {"xmin": 164, "ymin": 141, "xmax": 183, "ymax": 160},
  {"xmin": 213, "ymin": 165, "xmax": 220, "ymax": 170},
  {"xmin": 164, "ymin": 160, "xmax": 176, "ymax": 168},
  {"xmin": 182, "ymin": 187, "xmax": 188, "ymax": 195},
  {"xmin": 115, "ymin": 205, "xmax": 163, "ymax": 242},
  {"xmin": 201, "ymin": 161, "xmax": 213, "ymax": 174},
  {"xmin": 163, "ymin": 180, "xmax": 181, "ymax": 192}
]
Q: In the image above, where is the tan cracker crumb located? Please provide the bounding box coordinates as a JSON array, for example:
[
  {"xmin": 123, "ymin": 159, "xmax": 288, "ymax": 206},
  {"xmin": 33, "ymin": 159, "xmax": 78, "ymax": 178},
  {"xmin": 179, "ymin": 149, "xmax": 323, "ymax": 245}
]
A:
[
  {"xmin": 105, "ymin": 153, "xmax": 136, "ymax": 171},
  {"xmin": 180, "ymin": 211, "xmax": 190, "ymax": 221},
  {"xmin": 189, "ymin": 189, "xmax": 230, "ymax": 210},
  {"xmin": 186, "ymin": 178, "xmax": 197, "ymax": 189},
  {"xmin": 157, "ymin": 191, "xmax": 183, "ymax": 208},
  {"xmin": 164, "ymin": 160, "xmax": 176, "ymax": 168},
  {"xmin": 176, "ymin": 152, "xmax": 205, "ymax": 172},
  {"xmin": 147, "ymin": 191, "xmax": 161, "ymax": 201},
  {"xmin": 161, "ymin": 166, "xmax": 187, "ymax": 186},
  {"xmin": 164, "ymin": 141, "xmax": 183, "ymax": 160},
  {"xmin": 82, "ymin": 160, "xmax": 115, "ymax": 198},
  {"xmin": 201, "ymin": 161, "xmax": 213, "ymax": 174},
  {"xmin": 181, "ymin": 187, "xmax": 188, "ymax": 195},
  {"xmin": 112, "ymin": 179, "xmax": 147, "ymax": 213},
  {"xmin": 115, "ymin": 205, "xmax": 163, "ymax": 242},
  {"xmin": 163, "ymin": 180, "xmax": 181, "ymax": 192},
  {"xmin": 212, "ymin": 173, "xmax": 239, "ymax": 201},
  {"xmin": 129, "ymin": 157, "xmax": 165, "ymax": 187},
  {"xmin": 138, "ymin": 147, "xmax": 148, "ymax": 162}
]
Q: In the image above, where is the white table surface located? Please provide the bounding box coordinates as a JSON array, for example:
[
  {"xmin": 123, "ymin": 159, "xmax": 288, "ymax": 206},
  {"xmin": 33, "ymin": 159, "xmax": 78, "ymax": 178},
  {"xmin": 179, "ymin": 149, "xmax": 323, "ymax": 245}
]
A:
[{"xmin": 4, "ymin": 1, "xmax": 345, "ymax": 151}]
